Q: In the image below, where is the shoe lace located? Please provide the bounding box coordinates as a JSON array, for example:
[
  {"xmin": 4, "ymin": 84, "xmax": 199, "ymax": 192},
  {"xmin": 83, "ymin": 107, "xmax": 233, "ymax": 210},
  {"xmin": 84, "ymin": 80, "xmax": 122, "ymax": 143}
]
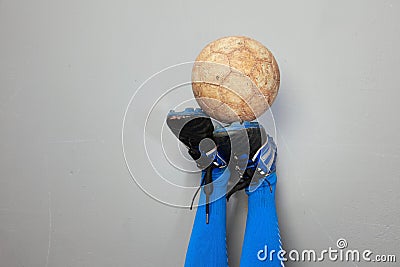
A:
[
  {"xmin": 226, "ymin": 158, "xmax": 273, "ymax": 201},
  {"xmin": 189, "ymin": 165, "xmax": 214, "ymax": 224}
]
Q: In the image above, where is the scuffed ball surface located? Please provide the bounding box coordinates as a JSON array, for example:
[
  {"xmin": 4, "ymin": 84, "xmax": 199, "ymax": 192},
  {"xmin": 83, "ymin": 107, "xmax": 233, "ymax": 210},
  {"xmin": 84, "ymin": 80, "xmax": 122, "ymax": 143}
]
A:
[{"xmin": 192, "ymin": 36, "xmax": 280, "ymax": 123}]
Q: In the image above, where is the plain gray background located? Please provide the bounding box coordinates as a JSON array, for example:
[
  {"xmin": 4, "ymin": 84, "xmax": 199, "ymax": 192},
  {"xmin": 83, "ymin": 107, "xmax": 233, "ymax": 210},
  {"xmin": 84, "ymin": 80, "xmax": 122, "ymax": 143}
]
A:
[{"xmin": 0, "ymin": 0, "xmax": 399, "ymax": 266}]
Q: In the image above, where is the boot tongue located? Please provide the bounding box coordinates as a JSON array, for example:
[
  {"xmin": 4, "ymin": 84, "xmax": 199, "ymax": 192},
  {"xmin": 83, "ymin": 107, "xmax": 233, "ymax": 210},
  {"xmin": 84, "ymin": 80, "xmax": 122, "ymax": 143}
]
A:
[
  {"xmin": 247, "ymin": 127, "xmax": 266, "ymax": 160},
  {"xmin": 213, "ymin": 132, "xmax": 231, "ymax": 163},
  {"xmin": 188, "ymin": 148, "xmax": 201, "ymax": 160}
]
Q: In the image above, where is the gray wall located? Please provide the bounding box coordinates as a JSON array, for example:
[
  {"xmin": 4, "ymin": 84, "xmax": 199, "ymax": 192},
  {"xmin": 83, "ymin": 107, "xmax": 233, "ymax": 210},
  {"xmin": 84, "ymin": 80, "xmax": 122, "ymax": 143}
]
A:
[{"xmin": 0, "ymin": 0, "xmax": 399, "ymax": 266}]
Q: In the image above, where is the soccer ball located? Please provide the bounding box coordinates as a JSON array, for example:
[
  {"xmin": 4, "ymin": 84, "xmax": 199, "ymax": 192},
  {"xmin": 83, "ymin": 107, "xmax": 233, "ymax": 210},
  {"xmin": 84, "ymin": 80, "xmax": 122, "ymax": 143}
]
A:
[{"xmin": 192, "ymin": 36, "xmax": 280, "ymax": 123}]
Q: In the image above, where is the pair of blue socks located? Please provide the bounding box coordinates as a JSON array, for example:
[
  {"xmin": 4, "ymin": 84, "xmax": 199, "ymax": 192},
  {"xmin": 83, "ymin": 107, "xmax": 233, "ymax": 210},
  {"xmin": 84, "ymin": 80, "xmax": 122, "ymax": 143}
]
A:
[{"xmin": 184, "ymin": 168, "xmax": 283, "ymax": 267}]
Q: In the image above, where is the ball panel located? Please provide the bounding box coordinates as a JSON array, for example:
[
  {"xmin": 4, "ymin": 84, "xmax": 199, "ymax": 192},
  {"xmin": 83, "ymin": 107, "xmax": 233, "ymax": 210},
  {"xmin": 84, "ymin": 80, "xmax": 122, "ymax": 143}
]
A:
[
  {"xmin": 219, "ymin": 69, "xmax": 256, "ymax": 102},
  {"xmin": 192, "ymin": 61, "xmax": 231, "ymax": 88},
  {"xmin": 192, "ymin": 83, "xmax": 222, "ymax": 106},
  {"xmin": 208, "ymin": 36, "xmax": 245, "ymax": 55},
  {"xmin": 210, "ymin": 102, "xmax": 242, "ymax": 123}
]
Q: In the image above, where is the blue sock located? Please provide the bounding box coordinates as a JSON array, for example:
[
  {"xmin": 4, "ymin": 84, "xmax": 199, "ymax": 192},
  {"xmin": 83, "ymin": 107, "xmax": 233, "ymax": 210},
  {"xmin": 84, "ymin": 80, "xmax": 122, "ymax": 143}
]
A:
[
  {"xmin": 240, "ymin": 172, "xmax": 283, "ymax": 267},
  {"xmin": 184, "ymin": 167, "xmax": 230, "ymax": 267}
]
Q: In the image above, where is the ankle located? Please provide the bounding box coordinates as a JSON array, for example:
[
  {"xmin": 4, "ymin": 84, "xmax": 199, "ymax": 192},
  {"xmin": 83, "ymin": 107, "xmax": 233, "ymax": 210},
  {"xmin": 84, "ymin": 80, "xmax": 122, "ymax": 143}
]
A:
[
  {"xmin": 197, "ymin": 167, "xmax": 230, "ymax": 204},
  {"xmin": 246, "ymin": 172, "xmax": 277, "ymax": 196}
]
